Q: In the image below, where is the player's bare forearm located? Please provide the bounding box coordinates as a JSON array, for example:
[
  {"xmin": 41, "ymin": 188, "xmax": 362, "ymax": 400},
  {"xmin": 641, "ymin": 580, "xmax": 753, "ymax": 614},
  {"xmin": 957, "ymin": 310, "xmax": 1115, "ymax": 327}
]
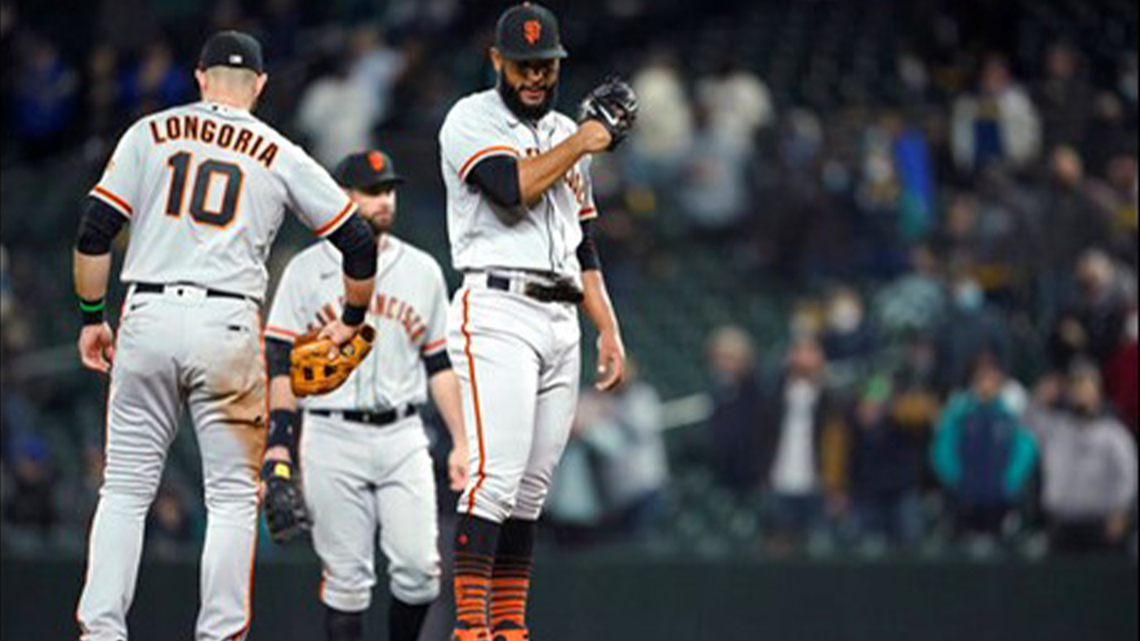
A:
[
  {"xmin": 581, "ymin": 270, "xmax": 619, "ymax": 335},
  {"xmin": 581, "ymin": 270, "xmax": 626, "ymax": 391},
  {"xmin": 518, "ymin": 122, "xmax": 610, "ymax": 207},
  {"xmin": 269, "ymin": 375, "xmax": 297, "ymax": 413},
  {"xmin": 74, "ymin": 250, "xmax": 112, "ymax": 302},
  {"xmin": 430, "ymin": 369, "xmax": 466, "ymax": 447}
]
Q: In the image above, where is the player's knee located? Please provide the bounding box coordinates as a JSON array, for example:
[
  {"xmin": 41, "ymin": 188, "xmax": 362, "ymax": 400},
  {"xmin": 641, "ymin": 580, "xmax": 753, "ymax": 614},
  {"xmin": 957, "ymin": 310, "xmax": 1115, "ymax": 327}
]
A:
[
  {"xmin": 321, "ymin": 578, "xmax": 374, "ymax": 613},
  {"xmin": 513, "ymin": 475, "xmax": 551, "ymax": 520},
  {"xmin": 390, "ymin": 561, "xmax": 441, "ymax": 605},
  {"xmin": 463, "ymin": 476, "xmax": 523, "ymax": 523}
]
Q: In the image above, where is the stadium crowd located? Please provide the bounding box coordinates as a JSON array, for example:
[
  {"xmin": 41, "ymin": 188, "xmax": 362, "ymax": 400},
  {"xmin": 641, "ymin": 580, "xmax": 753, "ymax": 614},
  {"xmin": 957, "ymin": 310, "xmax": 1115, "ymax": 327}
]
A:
[{"xmin": 1, "ymin": 0, "xmax": 1137, "ymax": 560}]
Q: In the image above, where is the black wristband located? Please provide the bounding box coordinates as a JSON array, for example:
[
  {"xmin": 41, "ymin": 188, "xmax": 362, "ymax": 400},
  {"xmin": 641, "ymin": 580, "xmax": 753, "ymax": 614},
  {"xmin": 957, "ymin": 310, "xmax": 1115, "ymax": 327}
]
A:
[
  {"xmin": 80, "ymin": 298, "xmax": 106, "ymax": 326},
  {"xmin": 342, "ymin": 303, "xmax": 366, "ymax": 326},
  {"xmin": 267, "ymin": 409, "xmax": 297, "ymax": 451}
]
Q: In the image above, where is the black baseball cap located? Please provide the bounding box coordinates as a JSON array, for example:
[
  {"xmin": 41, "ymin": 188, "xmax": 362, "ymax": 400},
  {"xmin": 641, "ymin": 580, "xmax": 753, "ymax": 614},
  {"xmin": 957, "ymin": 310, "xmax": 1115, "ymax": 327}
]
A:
[
  {"xmin": 333, "ymin": 151, "xmax": 406, "ymax": 191},
  {"xmin": 495, "ymin": 3, "xmax": 568, "ymax": 61},
  {"xmin": 198, "ymin": 31, "xmax": 264, "ymax": 74}
]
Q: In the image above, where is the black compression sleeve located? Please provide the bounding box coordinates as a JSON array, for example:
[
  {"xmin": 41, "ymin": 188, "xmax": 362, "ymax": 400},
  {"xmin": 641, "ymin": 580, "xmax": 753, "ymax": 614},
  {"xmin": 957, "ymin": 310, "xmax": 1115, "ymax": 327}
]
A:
[
  {"xmin": 326, "ymin": 214, "xmax": 377, "ymax": 280},
  {"xmin": 467, "ymin": 155, "xmax": 522, "ymax": 210},
  {"xmin": 577, "ymin": 219, "xmax": 601, "ymax": 272},
  {"xmin": 424, "ymin": 351, "xmax": 452, "ymax": 377},
  {"xmin": 76, "ymin": 197, "xmax": 127, "ymax": 255},
  {"xmin": 265, "ymin": 337, "xmax": 293, "ymax": 379}
]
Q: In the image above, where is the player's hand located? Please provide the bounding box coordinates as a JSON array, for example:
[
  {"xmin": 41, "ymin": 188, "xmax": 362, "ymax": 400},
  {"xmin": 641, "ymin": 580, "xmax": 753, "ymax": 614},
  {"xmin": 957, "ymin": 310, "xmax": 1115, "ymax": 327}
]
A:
[
  {"xmin": 317, "ymin": 318, "xmax": 362, "ymax": 358},
  {"xmin": 78, "ymin": 323, "xmax": 116, "ymax": 373},
  {"xmin": 577, "ymin": 120, "xmax": 614, "ymax": 154},
  {"xmin": 594, "ymin": 329, "xmax": 626, "ymax": 392},
  {"xmin": 448, "ymin": 443, "xmax": 469, "ymax": 492}
]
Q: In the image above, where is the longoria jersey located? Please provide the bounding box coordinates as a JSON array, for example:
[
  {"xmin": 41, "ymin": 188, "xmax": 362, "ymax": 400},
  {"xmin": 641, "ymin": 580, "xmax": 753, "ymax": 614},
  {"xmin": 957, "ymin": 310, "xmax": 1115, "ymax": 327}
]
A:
[
  {"xmin": 90, "ymin": 101, "xmax": 358, "ymax": 300},
  {"xmin": 265, "ymin": 236, "xmax": 450, "ymax": 411},
  {"xmin": 439, "ymin": 89, "xmax": 598, "ymax": 282}
]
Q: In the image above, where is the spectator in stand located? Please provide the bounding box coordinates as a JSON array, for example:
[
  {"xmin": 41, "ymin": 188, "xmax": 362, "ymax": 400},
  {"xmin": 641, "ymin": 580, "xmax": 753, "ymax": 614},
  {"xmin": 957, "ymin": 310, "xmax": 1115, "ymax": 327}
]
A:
[
  {"xmin": 677, "ymin": 107, "xmax": 753, "ymax": 240},
  {"xmin": 696, "ymin": 58, "xmax": 775, "ymax": 143},
  {"xmin": 1082, "ymin": 93, "xmax": 1137, "ymax": 181},
  {"xmin": 2, "ymin": 433, "xmax": 58, "ymax": 535},
  {"xmin": 1104, "ymin": 305, "xmax": 1138, "ymax": 434},
  {"xmin": 1089, "ymin": 154, "xmax": 1139, "ymax": 263},
  {"xmin": 706, "ymin": 326, "xmax": 763, "ymax": 496},
  {"xmin": 874, "ymin": 244, "xmax": 948, "ymax": 337},
  {"xmin": 1034, "ymin": 42, "xmax": 1091, "ymax": 153},
  {"xmin": 820, "ymin": 286, "xmax": 877, "ymax": 364},
  {"xmin": 1048, "ymin": 249, "xmax": 1134, "ymax": 371},
  {"xmin": 759, "ymin": 337, "xmax": 846, "ymax": 555},
  {"xmin": 1030, "ymin": 364, "xmax": 1138, "ymax": 554},
  {"xmin": 295, "ymin": 52, "xmax": 377, "ymax": 167},
  {"xmin": 120, "ymin": 39, "xmax": 191, "ymax": 119},
  {"xmin": 572, "ymin": 362, "xmax": 669, "ymax": 538},
  {"xmin": 82, "ymin": 44, "xmax": 123, "ymax": 146},
  {"xmin": 345, "ymin": 24, "xmax": 407, "ymax": 128},
  {"xmin": 1037, "ymin": 147, "xmax": 1116, "ymax": 274},
  {"xmin": 846, "ymin": 376, "xmax": 926, "ymax": 547},
  {"xmin": 628, "ymin": 51, "xmax": 693, "ymax": 184},
  {"xmin": 13, "ymin": 34, "xmax": 79, "ymax": 159},
  {"xmin": 935, "ymin": 272, "xmax": 1012, "ymax": 393},
  {"xmin": 951, "ymin": 54, "xmax": 1041, "ymax": 174},
  {"xmin": 932, "ymin": 354, "xmax": 1038, "ymax": 539}
]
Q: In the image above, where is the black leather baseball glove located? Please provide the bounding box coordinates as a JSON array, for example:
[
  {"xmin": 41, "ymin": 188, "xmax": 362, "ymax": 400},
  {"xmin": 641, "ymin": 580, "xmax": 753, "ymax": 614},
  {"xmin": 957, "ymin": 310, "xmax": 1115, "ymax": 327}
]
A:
[
  {"xmin": 261, "ymin": 459, "xmax": 312, "ymax": 544},
  {"xmin": 580, "ymin": 77, "xmax": 639, "ymax": 151}
]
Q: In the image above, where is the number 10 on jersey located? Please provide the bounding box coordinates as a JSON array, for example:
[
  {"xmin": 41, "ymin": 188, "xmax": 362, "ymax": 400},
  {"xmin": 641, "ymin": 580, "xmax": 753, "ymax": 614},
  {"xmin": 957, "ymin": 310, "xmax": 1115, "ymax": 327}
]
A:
[{"xmin": 165, "ymin": 152, "xmax": 244, "ymax": 227}]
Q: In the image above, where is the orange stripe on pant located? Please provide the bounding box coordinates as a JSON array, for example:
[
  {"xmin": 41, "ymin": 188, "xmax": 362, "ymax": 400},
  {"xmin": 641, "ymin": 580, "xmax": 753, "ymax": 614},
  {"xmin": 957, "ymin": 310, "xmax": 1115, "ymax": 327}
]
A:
[{"xmin": 462, "ymin": 289, "xmax": 489, "ymax": 515}]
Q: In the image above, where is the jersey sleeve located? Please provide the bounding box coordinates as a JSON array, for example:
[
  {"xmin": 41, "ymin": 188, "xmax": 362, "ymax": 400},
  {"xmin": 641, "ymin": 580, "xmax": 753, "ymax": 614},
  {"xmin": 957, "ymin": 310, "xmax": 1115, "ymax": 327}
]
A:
[
  {"xmin": 420, "ymin": 262, "xmax": 450, "ymax": 358},
  {"xmin": 265, "ymin": 255, "xmax": 313, "ymax": 344},
  {"xmin": 90, "ymin": 120, "xmax": 147, "ymax": 219},
  {"xmin": 440, "ymin": 101, "xmax": 521, "ymax": 184},
  {"xmin": 281, "ymin": 144, "xmax": 358, "ymax": 238}
]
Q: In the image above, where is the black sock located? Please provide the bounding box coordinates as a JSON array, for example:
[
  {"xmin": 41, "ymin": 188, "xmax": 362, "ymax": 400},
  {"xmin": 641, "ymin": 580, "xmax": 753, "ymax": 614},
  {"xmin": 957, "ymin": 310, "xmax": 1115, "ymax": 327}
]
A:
[
  {"xmin": 454, "ymin": 514, "xmax": 502, "ymax": 630},
  {"xmin": 491, "ymin": 518, "xmax": 537, "ymax": 630},
  {"xmin": 325, "ymin": 605, "xmax": 364, "ymax": 641},
  {"xmin": 389, "ymin": 597, "xmax": 431, "ymax": 641}
]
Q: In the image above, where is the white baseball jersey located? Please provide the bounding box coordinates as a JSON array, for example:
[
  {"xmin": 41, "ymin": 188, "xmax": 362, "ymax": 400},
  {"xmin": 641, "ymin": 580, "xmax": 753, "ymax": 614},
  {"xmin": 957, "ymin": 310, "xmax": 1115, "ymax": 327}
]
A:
[
  {"xmin": 90, "ymin": 100, "xmax": 358, "ymax": 300},
  {"xmin": 439, "ymin": 89, "xmax": 598, "ymax": 281},
  {"xmin": 265, "ymin": 235, "xmax": 450, "ymax": 411}
]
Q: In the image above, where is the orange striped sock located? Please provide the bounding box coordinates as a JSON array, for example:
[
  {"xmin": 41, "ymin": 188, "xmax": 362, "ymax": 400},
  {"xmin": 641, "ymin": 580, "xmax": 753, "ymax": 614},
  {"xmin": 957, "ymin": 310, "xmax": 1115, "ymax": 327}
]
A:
[
  {"xmin": 454, "ymin": 516, "xmax": 500, "ymax": 634},
  {"xmin": 490, "ymin": 519, "xmax": 537, "ymax": 632}
]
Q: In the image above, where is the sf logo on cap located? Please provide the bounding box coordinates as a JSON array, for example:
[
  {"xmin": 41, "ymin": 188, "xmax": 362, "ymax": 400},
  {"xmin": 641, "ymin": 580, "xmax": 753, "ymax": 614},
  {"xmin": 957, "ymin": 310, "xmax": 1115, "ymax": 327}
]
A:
[
  {"xmin": 524, "ymin": 19, "xmax": 542, "ymax": 45},
  {"xmin": 368, "ymin": 151, "xmax": 386, "ymax": 172}
]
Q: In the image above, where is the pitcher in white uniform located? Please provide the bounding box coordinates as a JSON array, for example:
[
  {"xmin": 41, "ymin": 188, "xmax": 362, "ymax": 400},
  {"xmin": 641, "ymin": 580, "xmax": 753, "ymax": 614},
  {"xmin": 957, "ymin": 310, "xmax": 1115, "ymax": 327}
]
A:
[
  {"xmin": 72, "ymin": 32, "xmax": 379, "ymax": 641},
  {"xmin": 438, "ymin": 4, "xmax": 637, "ymax": 641},
  {"xmin": 262, "ymin": 150, "xmax": 468, "ymax": 641}
]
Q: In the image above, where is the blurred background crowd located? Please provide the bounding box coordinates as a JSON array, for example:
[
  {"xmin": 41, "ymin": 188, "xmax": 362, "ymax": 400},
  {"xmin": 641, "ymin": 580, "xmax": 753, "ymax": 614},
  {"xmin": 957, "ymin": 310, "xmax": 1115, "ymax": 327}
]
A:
[{"xmin": 0, "ymin": 0, "xmax": 1137, "ymax": 566}]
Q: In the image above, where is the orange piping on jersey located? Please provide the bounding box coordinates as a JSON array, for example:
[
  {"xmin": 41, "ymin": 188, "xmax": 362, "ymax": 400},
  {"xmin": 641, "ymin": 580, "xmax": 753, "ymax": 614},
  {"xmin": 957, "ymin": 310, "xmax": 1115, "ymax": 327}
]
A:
[
  {"xmin": 459, "ymin": 146, "xmax": 521, "ymax": 181},
  {"xmin": 315, "ymin": 202, "xmax": 357, "ymax": 237},
  {"xmin": 462, "ymin": 290, "xmax": 488, "ymax": 515},
  {"xmin": 578, "ymin": 206, "xmax": 597, "ymax": 218},
  {"xmin": 91, "ymin": 186, "xmax": 133, "ymax": 217},
  {"xmin": 264, "ymin": 325, "xmax": 300, "ymax": 341},
  {"xmin": 422, "ymin": 338, "xmax": 447, "ymax": 354}
]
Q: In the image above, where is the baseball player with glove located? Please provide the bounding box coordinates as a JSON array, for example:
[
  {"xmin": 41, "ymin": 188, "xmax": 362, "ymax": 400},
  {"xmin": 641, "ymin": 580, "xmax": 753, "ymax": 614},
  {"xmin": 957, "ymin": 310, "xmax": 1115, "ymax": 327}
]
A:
[
  {"xmin": 73, "ymin": 32, "xmax": 378, "ymax": 641},
  {"xmin": 438, "ymin": 4, "xmax": 637, "ymax": 640},
  {"xmin": 262, "ymin": 150, "xmax": 468, "ymax": 641}
]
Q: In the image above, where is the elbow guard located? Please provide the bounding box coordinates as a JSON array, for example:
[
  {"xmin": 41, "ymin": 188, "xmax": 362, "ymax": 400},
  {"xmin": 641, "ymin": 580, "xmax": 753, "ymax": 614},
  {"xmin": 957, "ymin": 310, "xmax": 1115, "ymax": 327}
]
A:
[
  {"xmin": 327, "ymin": 214, "xmax": 377, "ymax": 280},
  {"xmin": 577, "ymin": 219, "xmax": 601, "ymax": 271},
  {"xmin": 76, "ymin": 197, "xmax": 127, "ymax": 255},
  {"xmin": 467, "ymin": 155, "xmax": 522, "ymax": 210}
]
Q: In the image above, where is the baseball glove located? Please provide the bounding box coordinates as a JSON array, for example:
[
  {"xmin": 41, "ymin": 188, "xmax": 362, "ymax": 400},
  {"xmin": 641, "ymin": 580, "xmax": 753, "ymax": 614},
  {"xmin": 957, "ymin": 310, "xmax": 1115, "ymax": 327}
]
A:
[
  {"xmin": 290, "ymin": 325, "xmax": 376, "ymax": 397},
  {"xmin": 261, "ymin": 459, "xmax": 311, "ymax": 544},
  {"xmin": 580, "ymin": 76, "xmax": 639, "ymax": 151}
]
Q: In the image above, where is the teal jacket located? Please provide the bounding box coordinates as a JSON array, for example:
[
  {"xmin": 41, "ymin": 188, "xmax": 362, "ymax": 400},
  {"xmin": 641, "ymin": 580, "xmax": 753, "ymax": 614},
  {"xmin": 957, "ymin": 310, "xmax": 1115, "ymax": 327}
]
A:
[{"xmin": 931, "ymin": 393, "xmax": 1038, "ymax": 504}]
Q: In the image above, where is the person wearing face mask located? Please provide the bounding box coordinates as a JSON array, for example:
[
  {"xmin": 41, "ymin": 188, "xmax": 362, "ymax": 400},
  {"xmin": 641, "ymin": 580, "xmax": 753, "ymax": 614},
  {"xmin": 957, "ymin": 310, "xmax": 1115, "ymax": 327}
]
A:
[
  {"xmin": 935, "ymin": 273, "xmax": 1013, "ymax": 394},
  {"xmin": 1029, "ymin": 363, "xmax": 1138, "ymax": 555},
  {"xmin": 820, "ymin": 286, "xmax": 877, "ymax": 363}
]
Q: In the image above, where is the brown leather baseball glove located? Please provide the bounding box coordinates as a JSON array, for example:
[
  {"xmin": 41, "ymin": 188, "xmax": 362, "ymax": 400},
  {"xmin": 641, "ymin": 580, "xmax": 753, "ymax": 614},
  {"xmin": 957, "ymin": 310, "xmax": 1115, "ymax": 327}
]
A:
[{"xmin": 290, "ymin": 325, "xmax": 376, "ymax": 397}]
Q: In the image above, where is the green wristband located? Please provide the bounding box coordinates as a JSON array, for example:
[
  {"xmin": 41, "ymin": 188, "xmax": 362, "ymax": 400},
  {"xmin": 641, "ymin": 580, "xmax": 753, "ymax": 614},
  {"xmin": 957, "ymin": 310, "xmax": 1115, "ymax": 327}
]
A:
[{"xmin": 80, "ymin": 298, "xmax": 106, "ymax": 326}]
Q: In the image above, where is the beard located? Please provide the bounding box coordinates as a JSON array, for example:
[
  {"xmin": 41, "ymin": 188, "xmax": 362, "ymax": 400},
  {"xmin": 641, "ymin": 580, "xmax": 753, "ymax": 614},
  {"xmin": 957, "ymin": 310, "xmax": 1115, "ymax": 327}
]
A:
[{"xmin": 498, "ymin": 73, "xmax": 558, "ymax": 122}]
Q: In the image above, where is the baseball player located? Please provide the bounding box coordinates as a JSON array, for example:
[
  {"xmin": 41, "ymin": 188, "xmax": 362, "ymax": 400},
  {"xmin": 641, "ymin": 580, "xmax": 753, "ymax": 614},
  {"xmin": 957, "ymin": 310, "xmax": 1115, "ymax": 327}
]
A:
[
  {"xmin": 260, "ymin": 150, "xmax": 468, "ymax": 641},
  {"xmin": 72, "ymin": 32, "xmax": 378, "ymax": 641},
  {"xmin": 438, "ymin": 4, "xmax": 639, "ymax": 640}
]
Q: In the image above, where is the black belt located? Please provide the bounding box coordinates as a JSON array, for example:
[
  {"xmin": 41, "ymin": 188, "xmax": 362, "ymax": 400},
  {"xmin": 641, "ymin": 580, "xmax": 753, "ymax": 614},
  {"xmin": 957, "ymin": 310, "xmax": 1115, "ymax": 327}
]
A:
[
  {"xmin": 486, "ymin": 274, "xmax": 584, "ymax": 304},
  {"xmin": 133, "ymin": 282, "xmax": 252, "ymax": 303},
  {"xmin": 309, "ymin": 405, "xmax": 418, "ymax": 428}
]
